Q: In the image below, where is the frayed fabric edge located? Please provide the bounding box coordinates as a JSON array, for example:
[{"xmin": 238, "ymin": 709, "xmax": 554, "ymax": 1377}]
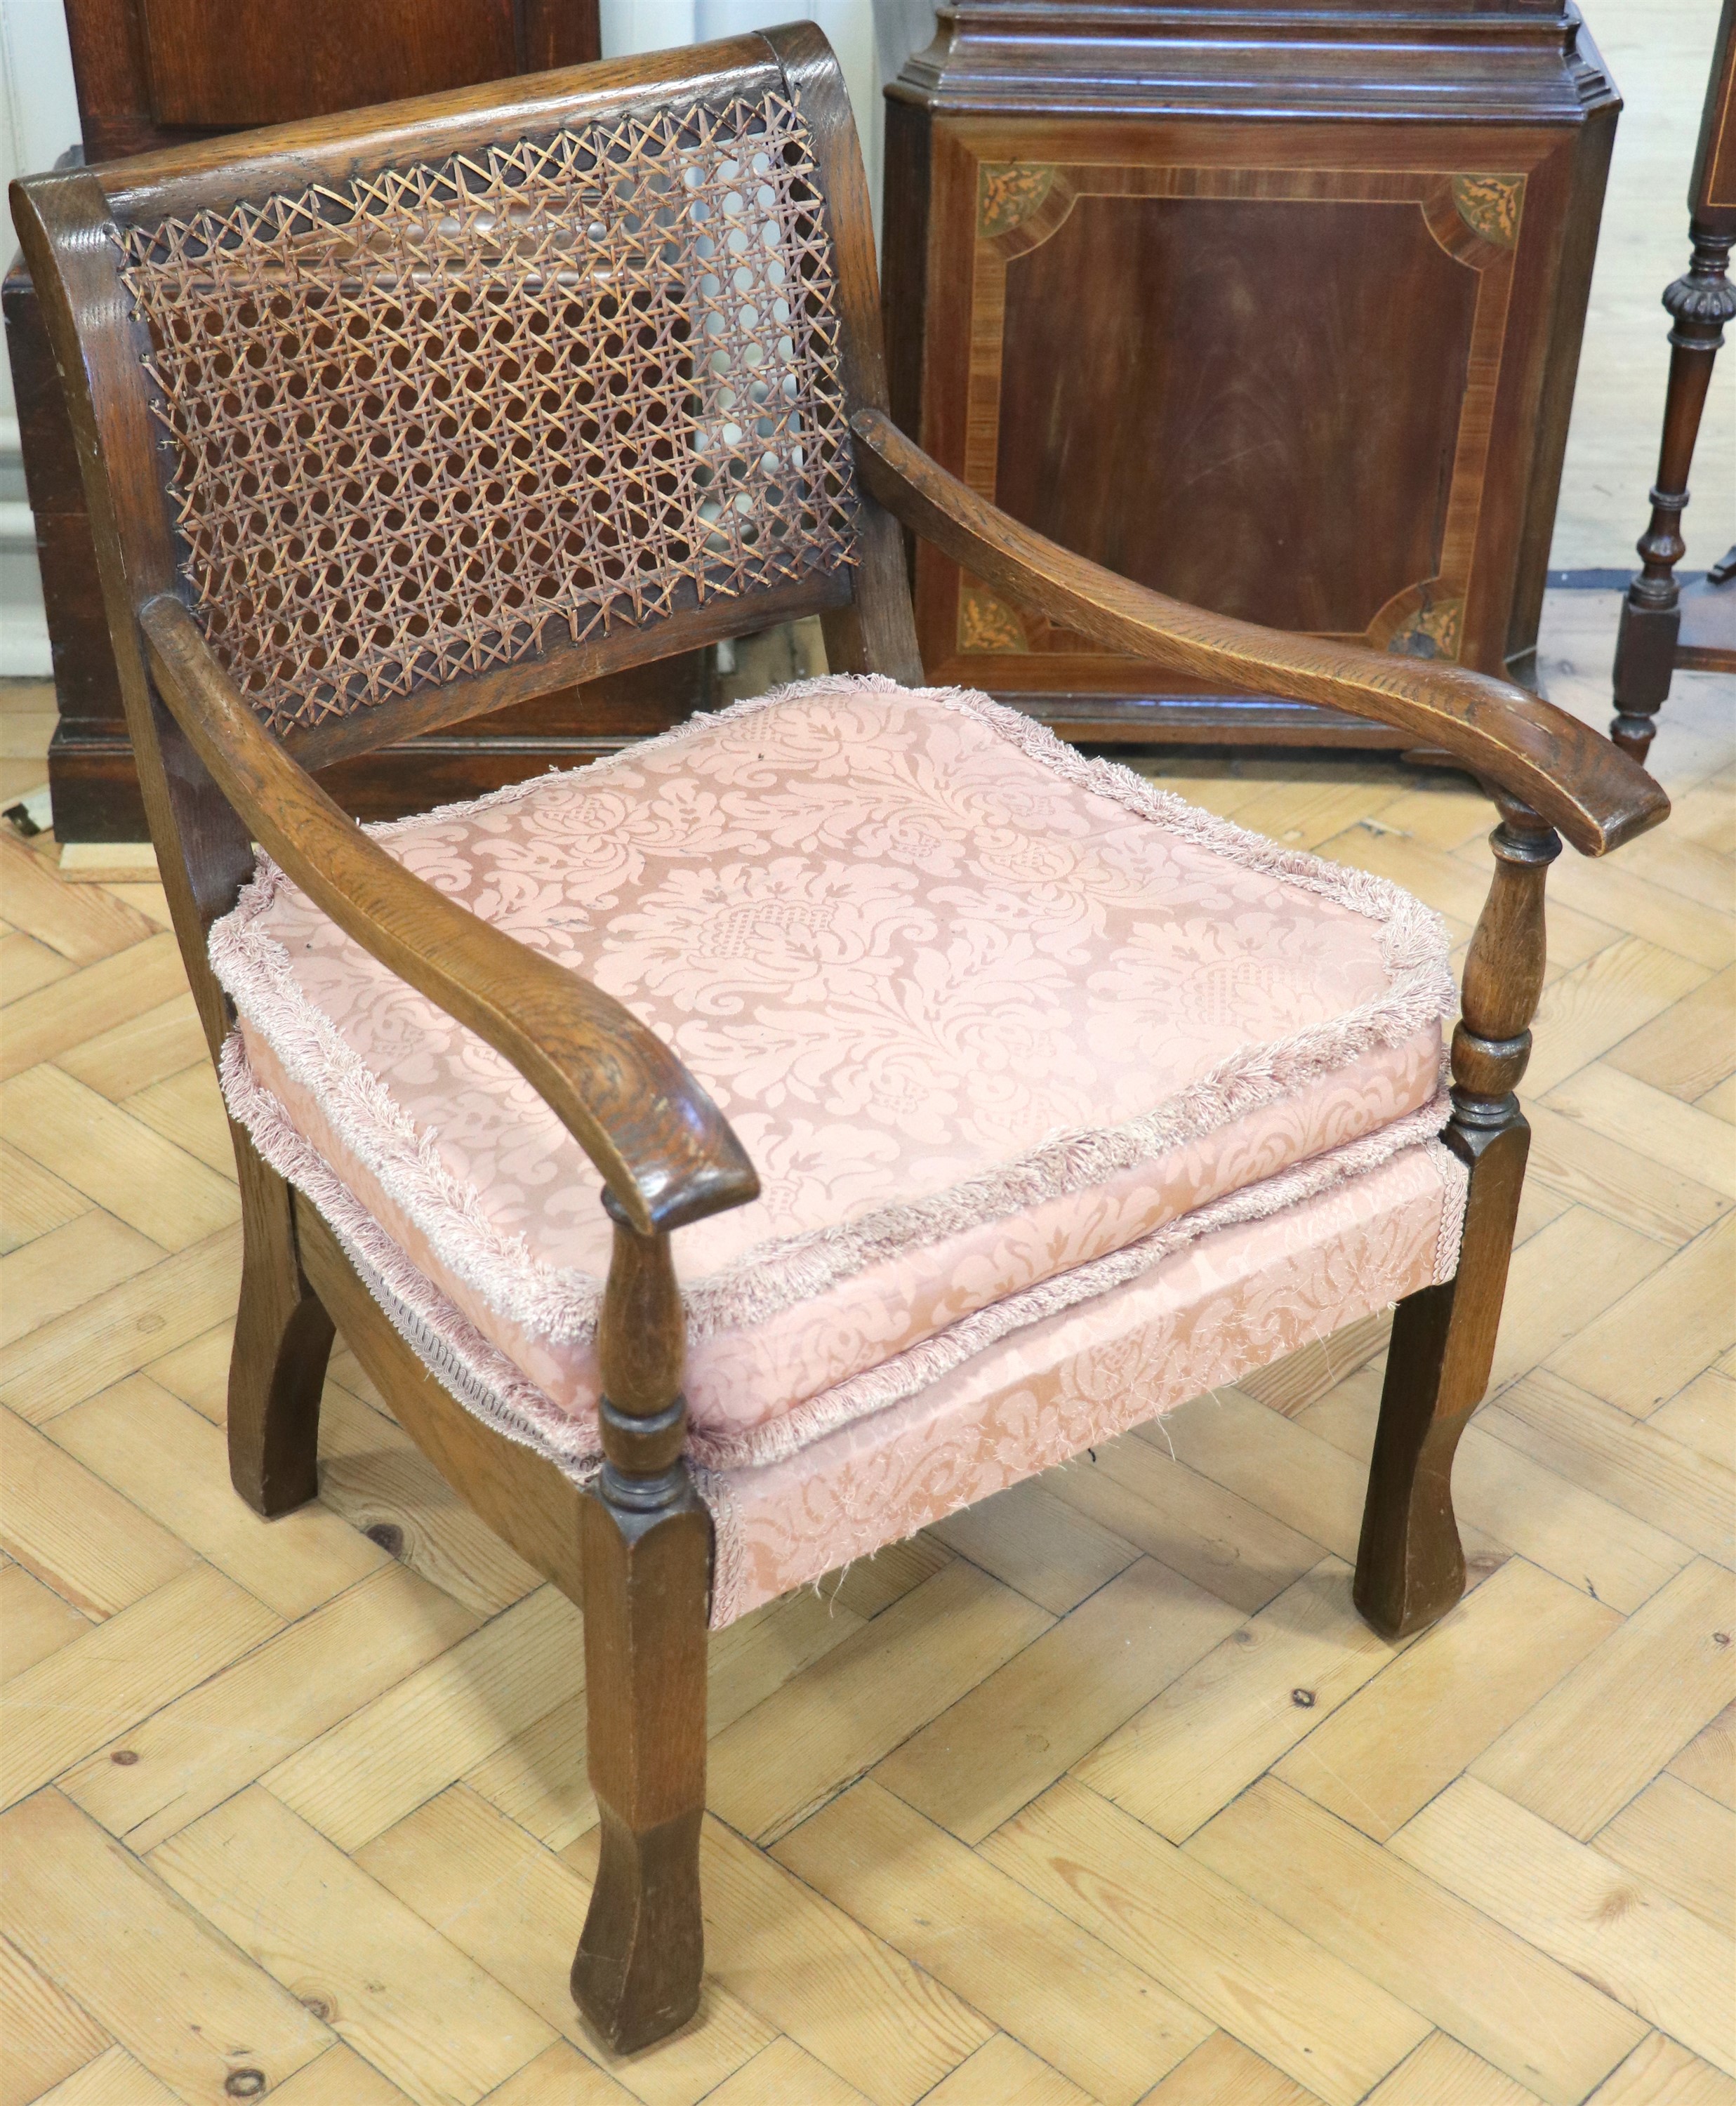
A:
[
  {"xmin": 208, "ymin": 670, "xmax": 1456, "ymax": 1357},
  {"xmin": 705, "ymin": 1088, "xmax": 1459, "ymax": 1473},
  {"xmin": 220, "ymin": 1033, "xmax": 600, "ymax": 1477},
  {"xmin": 223, "ymin": 1023, "xmax": 1468, "ymax": 1629},
  {"xmin": 222, "ymin": 1022, "xmax": 1452, "ymax": 1479},
  {"xmin": 1429, "ymin": 1134, "xmax": 1471, "ymax": 1281}
]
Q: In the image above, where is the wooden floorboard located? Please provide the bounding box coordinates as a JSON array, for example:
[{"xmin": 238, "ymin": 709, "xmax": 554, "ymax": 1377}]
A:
[{"xmin": 0, "ymin": 590, "xmax": 1731, "ymax": 2105}]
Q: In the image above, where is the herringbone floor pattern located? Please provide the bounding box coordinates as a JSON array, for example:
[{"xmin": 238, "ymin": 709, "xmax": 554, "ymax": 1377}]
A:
[{"xmin": 1, "ymin": 592, "xmax": 1731, "ymax": 2106}]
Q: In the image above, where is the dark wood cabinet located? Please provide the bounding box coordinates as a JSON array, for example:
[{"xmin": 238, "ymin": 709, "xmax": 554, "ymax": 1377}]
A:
[
  {"xmin": 6, "ymin": 0, "xmax": 717, "ymax": 841},
  {"xmin": 882, "ymin": 0, "xmax": 1622, "ymax": 746},
  {"xmin": 60, "ymin": 0, "xmax": 599, "ymax": 161}
]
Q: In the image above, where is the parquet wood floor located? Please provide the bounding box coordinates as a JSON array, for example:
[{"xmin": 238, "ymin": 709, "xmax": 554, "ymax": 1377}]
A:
[{"xmin": 1, "ymin": 592, "xmax": 1731, "ymax": 2106}]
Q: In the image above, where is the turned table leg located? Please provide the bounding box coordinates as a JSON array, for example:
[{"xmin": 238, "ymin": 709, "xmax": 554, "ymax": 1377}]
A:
[{"xmin": 1611, "ymin": 225, "xmax": 1735, "ymax": 762}]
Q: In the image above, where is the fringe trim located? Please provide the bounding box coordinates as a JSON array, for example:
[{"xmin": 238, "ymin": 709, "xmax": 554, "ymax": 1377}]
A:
[
  {"xmin": 1429, "ymin": 1137, "xmax": 1471, "ymax": 1282},
  {"xmin": 220, "ymin": 1035, "xmax": 601, "ymax": 1476},
  {"xmin": 224, "ymin": 1025, "xmax": 1461, "ymax": 1479},
  {"xmin": 208, "ymin": 673, "xmax": 1455, "ymax": 1358},
  {"xmin": 691, "ymin": 1091, "xmax": 1457, "ymax": 1471},
  {"xmin": 225, "ymin": 1026, "xmax": 1469, "ymax": 1631},
  {"xmin": 693, "ymin": 1462, "xmax": 743, "ymax": 1636}
]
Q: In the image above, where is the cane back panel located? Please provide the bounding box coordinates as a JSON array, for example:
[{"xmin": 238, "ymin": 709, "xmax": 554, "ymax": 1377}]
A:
[{"xmin": 113, "ymin": 86, "xmax": 861, "ymax": 738}]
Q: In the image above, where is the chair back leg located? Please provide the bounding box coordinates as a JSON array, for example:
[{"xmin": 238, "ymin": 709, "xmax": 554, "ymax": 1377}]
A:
[
  {"xmin": 228, "ymin": 1132, "xmax": 334, "ymax": 1516},
  {"xmin": 1353, "ymin": 807, "xmax": 1558, "ymax": 1639}
]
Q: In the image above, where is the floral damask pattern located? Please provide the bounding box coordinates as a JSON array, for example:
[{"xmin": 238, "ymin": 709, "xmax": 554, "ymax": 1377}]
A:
[
  {"xmin": 220, "ymin": 1023, "xmax": 1462, "ymax": 1629},
  {"xmin": 211, "ymin": 675, "xmax": 1454, "ymax": 1443},
  {"xmin": 715, "ymin": 1141, "xmax": 1457, "ymax": 1623}
]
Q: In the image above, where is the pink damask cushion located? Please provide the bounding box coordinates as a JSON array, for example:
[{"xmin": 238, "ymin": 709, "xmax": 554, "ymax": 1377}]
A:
[
  {"xmin": 715, "ymin": 1137, "xmax": 1462, "ymax": 1623},
  {"xmin": 210, "ymin": 674, "xmax": 1454, "ymax": 1457},
  {"xmin": 220, "ymin": 1057, "xmax": 1464, "ymax": 1627}
]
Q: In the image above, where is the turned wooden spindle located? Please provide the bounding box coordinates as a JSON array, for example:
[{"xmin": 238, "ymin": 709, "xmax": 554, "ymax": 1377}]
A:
[
  {"xmin": 1450, "ymin": 802, "xmax": 1560, "ymax": 1115},
  {"xmin": 1610, "ymin": 226, "xmax": 1736, "ymax": 760},
  {"xmin": 571, "ymin": 1195, "xmax": 711, "ymax": 2053},
  {"xmin": 1354, "ymin": 803, "xmax": 1560, "ymax": 1639},
  {"xmin": 595, "ymin": 1197, "xmax": 691, "ymax": 1495}
]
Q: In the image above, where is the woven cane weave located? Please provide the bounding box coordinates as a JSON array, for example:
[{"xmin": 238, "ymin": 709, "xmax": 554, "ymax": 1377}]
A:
[{"xmin": 116, "ymin": 91, "xmax": 861, "ymax": 736}]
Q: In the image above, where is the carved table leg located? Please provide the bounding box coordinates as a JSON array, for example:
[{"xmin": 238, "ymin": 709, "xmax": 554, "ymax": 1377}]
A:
[
  {"xmin": 1611, "ymin": 225, "xmax": 1735, "ymax": 762},
  {"xmin": 1355, "ymin": 809, "xmax": 1559, "ymax": 1640},
  {"xmin": 227, "ymin": 1132, "xmax": 333, "ymax": 1517},
  {"xmin": 571, "ymin": 1198, "xmax": 710, "ymax": 2054}
]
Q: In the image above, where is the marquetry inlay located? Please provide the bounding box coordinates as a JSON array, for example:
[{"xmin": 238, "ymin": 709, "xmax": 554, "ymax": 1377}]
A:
[
  {"xmin": 948, "ymin": 158, "xmax": 1525, "ymax": 673},
  {"xmin": 1385, "ymin": 595, "xmax": 1466, "ymax": 661},
  {"xmin": 957, "ymin": 581, "xmax": 1029, "ymax": 652},
  {"xmin": 976, "ymin": 164, "xmax": 1056, "ymax": 238},
  {"xmin": 1451, "ymin": 174, "xmax": 1524, "ymax": 248}
]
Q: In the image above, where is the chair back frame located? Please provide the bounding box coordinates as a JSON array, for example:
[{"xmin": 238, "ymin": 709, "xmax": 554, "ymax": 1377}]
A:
[{"xmin": 12, "ymin": 22, "xmax": 919, "ymax": 1057}]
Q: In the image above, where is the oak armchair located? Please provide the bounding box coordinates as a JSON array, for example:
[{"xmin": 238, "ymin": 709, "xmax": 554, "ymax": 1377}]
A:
[{"xmin": 13, "ymin": 25, "xmax": 1666, "ymax": 2059}]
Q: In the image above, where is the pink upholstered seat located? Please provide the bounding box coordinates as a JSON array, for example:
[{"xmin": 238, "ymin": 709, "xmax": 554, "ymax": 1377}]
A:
[{"xmin": 212, "ymin": 674, "xmax": 1466, "ymax": 1617}]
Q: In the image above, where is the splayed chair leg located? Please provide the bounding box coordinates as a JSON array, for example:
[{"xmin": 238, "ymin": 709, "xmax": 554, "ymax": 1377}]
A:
[
  {"xmin": 572, "ymin": 1471, "xmax": 710, "ymax": 2051},
  {"xmin": 1355, "ymin": 807, "xmax": 1558, "ymax": 1641},
  {"xmin": 1355, "ymin": 1118, "xmax": 1528, "ymax": 1638},
  {"xmin": 228, "ymin": 1137, "xmax": 333, "ymax": 1517},
  {"xmin": 571, "ymin": 1199, "xmax": 710, "ymax": 2053}
]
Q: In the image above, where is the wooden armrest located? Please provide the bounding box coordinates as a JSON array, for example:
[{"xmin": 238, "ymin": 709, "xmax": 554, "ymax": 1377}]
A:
[
  {"xmin": 852, "ymin": 409, "xmax": 1669, "ymax": 857},
  {"xmin": 141, "ymin": 596, "xmax": 759, "ymax": 1238}
]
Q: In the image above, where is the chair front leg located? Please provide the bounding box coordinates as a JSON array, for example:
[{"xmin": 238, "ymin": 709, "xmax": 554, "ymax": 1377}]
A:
[
  {"xmin": 572, "ymin": 1201, "xmax": 710, "ymax": 2054},
  {"xmin": 1354, "ymin": 807, "xmax": 1559, "ymax": 1640}
]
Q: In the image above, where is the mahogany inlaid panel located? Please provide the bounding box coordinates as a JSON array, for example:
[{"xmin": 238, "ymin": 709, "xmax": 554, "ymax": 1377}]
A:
[
  {"xmin": 922, "ymin": 147, "xmax": 1530, "ymax": 697},
  {"xmin": 884, "ymin": 4, "xmax": 1619, "ymax": 739},
  {"xmin": 993, "ymin": 194, "xmax": 1480, "ymax": 637}
]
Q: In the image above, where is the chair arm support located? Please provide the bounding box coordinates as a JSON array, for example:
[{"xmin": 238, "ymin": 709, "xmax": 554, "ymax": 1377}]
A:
[
  {"xmin": 852, "ymin": 409, "xmax": 1669, "ymax": 858},
  {"xmin": 141, "ymin": 595, "xmax": 759, "ymax": 1238}
]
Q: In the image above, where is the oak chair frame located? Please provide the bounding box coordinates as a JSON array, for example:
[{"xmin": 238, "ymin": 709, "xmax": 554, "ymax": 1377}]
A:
[{"xmin": 13, "ymin": 25, "xmax": 1667, "ymax": 2058}]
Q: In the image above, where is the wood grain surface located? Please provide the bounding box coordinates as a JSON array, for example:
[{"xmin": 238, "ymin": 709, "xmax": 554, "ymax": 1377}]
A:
[{"xmin": 2, "ymin": 588, "xmax": 1730, "ymax": 2105}]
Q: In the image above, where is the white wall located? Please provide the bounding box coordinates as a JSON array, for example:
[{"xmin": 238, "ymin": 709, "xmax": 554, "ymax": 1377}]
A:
[
  {"xmin": 1, "ymin": 1, "xmax": 81, "ymax": 397},
  {"xmin": 1, "ymin": 0, "xmax": 80, "ymax": 673},
  {"xmin": 1551, "ymin": 0, "xmax": 1735, "ymax": 570},
  {"xmin": 597, "ymin": 6, "xmax": 936, "ymax": 233}
]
